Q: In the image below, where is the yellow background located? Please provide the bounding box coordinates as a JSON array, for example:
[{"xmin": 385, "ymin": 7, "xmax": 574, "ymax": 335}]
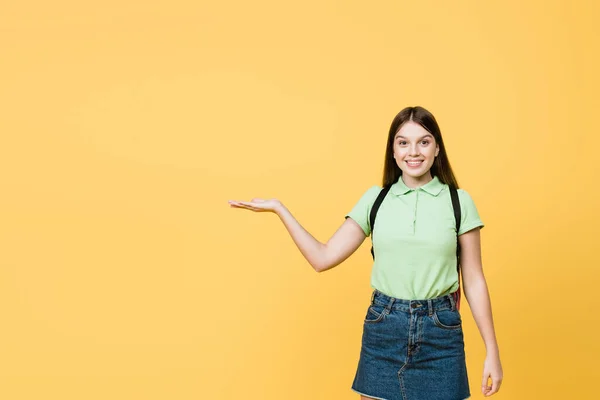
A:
[{"xmin": 1, "ymin": 1, "xmax": 598, "ymax": 399}]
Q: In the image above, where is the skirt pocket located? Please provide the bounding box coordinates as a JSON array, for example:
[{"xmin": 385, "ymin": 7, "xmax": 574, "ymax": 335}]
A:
[
  {"xmin": 432, "ymin": 309, "xmax": 462, "ymax": 330},
  {"xmin": 364, "ymin": 303, "xmax": 386, "ymax": 324}
]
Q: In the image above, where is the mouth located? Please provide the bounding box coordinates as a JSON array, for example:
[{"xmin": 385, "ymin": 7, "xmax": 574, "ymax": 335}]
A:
[{"xmin": 405, "ymin": 160, "xmax": 424, "ymax": 168}]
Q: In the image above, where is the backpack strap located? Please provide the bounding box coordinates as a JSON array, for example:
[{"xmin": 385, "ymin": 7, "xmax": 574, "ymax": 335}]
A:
[
  {"xmin": 449, "ymin": 187, "xmax": 462, "ymax": 310},
  {"xmin": 369, "ymin": 185, "xmax": 392, "ymax": 259}
]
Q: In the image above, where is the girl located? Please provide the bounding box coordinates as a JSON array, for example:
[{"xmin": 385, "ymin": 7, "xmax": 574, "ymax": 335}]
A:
[{"xmin": 228, "ymin": 106, "xmax": 503, "ymax": 400}]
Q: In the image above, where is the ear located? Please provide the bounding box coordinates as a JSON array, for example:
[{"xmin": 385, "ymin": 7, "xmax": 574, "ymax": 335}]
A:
[{"xmin": 435, "ymin": 145, "xmax": 440, "ymax": 157}]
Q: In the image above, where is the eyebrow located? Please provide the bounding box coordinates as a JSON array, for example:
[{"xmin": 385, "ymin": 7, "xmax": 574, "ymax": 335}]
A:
[{"xmin": 395, "ymin": 134, "xmax": 433, "ymax": 140}]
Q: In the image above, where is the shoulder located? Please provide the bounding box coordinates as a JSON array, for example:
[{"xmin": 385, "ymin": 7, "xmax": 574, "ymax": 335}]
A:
[
  {"xmin": 349, "ymin": 185, "xmax": 385, "ymax": 215},
  {"xmin": 356, "ymin": 185, "xmax": 384, "ymax": 202},
  {"xmin": 346, "ymin": 185, "xmax": 385, "ymax": 236},
  {"xmin": 347, "ymin": 185, "xmax": 384, "ymax": 212},
  {"xmin": 456, "ymin": 188, "xmax": 477, "ymax": 205},
  {"xmin": 455, "ymin": 187, "xmax": 484, "ymax": 233}
]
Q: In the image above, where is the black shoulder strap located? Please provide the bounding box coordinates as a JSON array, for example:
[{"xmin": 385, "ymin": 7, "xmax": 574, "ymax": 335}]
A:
[
  {"xmin": 449, "ymin": 186, "xmax": 461, "ymax": 256},
  {"xmin": 368, "ymin": 185, "xmax": 462, "ymax": 261},
  {"xmin": 449, "ymin": 186, "xmax": 463, "ymax": 309},
  {"xmin": 369, "ymin": 185, "xmax": 392, "ymax": 259}
]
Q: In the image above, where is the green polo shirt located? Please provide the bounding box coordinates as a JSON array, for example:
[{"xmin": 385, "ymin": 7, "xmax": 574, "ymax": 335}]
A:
[{"xmin": 346, "ymin": 175, "xmax": 484, "ymax": 300}]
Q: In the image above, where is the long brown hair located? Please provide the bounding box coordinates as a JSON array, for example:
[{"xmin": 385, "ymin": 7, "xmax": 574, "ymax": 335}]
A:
[{"xmin": 382, "ymin": 106, "xmax": 459, "ymax": 189}]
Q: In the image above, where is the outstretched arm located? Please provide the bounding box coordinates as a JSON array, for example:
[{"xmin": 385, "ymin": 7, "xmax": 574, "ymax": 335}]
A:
[{"xmin": 229, "ymin": 198, "xmax": 367, "ymax": 272}]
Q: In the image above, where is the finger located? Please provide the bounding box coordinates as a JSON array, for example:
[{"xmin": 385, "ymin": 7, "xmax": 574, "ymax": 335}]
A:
[
  {"xmin": 488, "ymin": 377, "xmax": 502, "ymax": 395},
  {"xmin": 481, "ymin": 373, "xmax": 491, "ymax": 393},
  {"xmin": 228, "ymin": 200, "xmax": 257, "ymax": 205},
  {"xmin": 241, "ymin": 203, "xmax": 264, "ymax": 210},
  {"xmin": 231, "ymin": 203, "xmax": 262, "ymax": 212},
  {"xmin": 229, "ymin": 200, "xmax": 268, "ymax": 213},
  {"xmin": 231, "ymin": 206, "xmax": 260, "ymax": 213},
  {"xmin": 229, "ymin": 202, "xmax": 254, "ymax": 209},
  {"xmin": 234, "ymin": 201, "xmax": 255, "ymax": 207}
]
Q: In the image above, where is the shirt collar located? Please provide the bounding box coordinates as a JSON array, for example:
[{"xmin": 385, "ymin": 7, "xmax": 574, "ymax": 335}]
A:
[{"xmin": 390, "ymin": 175, "xmax": 445, "ymax": 197}]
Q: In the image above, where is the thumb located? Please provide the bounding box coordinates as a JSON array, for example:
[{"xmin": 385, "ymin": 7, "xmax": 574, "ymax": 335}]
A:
[
  {"xmin": 251, "ymin": 198, "xmax": 265, "ymax": 203},
  {"xmin": 482, "ymin": 373, "xmax": 491, "ymax": 394}
]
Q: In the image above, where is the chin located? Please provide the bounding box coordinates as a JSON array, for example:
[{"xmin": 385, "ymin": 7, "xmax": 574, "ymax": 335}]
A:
[
  {"xmin": 404, "ymin": 172, "xmax": 426, "ymax": 179},
  {"xmin": 400, "ymin": 167, "xmax": 432, "ymax": 180}
]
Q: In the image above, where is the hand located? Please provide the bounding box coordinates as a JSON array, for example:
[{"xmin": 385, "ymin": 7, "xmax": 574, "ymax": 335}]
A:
[
  {"xmin": 482, "ymin": 353, "xmax": 503, "ymax": 396},
  {"xmin": 228, "ymin": 198, "xmax": 284, "ymax": 214}
]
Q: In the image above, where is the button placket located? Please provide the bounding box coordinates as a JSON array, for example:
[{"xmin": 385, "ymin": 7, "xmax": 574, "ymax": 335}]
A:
[{"xmin": 412, "ymin": 189, "xmax": 419, "ymax": 234}]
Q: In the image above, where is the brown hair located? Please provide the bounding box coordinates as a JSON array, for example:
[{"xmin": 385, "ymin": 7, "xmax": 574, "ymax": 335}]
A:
[{"xmin": 382, "ymin": 106, "xmax": 459, "ymax": 189}]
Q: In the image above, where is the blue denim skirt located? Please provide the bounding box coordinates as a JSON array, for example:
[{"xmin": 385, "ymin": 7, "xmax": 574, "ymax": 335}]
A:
[{"xmin": 351, "ymin": 289, "xmax": 470, "ymax": 400}]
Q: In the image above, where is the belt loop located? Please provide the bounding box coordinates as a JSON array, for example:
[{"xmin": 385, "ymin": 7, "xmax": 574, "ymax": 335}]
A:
[
  {"xmin": 385, "ymin": 296, "xmax": 395, "ymax": 313},
  {"xmin": 427, "ymin": 299, "xmax": 433, "ymax": 317},
  {"xmin": 370, "ymin": 290, "xmax": 376, "ymax": 304},
  {"xmin": 448, "ymin": 293, "xmax": 456, "ymax": 311}
]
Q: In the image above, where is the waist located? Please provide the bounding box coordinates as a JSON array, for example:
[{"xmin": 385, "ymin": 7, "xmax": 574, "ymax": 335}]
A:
[{"xmin": 370, "ymin": 288, "xmax": 457, "ymax": 313}]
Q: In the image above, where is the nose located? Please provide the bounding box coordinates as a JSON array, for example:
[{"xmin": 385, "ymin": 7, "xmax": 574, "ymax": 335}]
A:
[{"xmin": 409, "ymin": 143, "xmax": 420, "ymax": 156}]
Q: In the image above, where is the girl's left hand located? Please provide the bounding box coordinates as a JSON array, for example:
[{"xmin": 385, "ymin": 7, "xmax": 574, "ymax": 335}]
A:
[{"xmin": 482, "ymin": 353, "xmax": 503, "ymax": 396}]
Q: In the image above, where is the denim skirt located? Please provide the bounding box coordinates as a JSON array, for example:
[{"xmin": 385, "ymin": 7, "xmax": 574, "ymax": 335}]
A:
[{"xmin": 351, "ymin": 289, "xmax": 470, "ymax": 400}]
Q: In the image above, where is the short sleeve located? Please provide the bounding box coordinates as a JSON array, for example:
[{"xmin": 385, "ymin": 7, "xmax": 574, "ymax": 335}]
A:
[
  {"xmin": 344, "ymin": 185, "xmax": 382, "ymax": 236},
  {"xmin": 457, "ymin": 189, "xmax": 484, "ymax": 235}
]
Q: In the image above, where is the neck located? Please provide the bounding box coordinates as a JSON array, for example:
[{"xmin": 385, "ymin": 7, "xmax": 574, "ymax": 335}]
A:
[{"xmin": 402, "ymin": 172, "xmax": 433, "ymax": 188}]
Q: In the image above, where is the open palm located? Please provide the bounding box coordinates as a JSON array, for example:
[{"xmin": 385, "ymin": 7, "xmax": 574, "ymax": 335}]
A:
[{"xmin": 228, "ymin": 198, "xmax": 282, "ymax": 213}]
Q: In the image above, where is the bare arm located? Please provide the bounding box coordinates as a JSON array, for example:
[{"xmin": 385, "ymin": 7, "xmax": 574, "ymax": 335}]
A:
[
  {"xmin": 229, "ymin": 198, "xmax": 367, "ymax": 272},
  {"xmin": 459, "ymin": 227, "xmax": 503, "ymax": 396}
]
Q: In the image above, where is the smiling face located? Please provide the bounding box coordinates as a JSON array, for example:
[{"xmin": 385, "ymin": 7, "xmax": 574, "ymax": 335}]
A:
[{"xmin": 393, "ymin": 121, "xmax": 440, "ymax": 187}]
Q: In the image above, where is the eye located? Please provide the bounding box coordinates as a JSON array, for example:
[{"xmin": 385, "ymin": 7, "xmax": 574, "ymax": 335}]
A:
[
  {"xmin": 421, "ymin": 140, "xmax": 430, "ymax": 145},
  {"xmin": 398, "ymin": 141, "xmax": 407, "ymax": 145}
]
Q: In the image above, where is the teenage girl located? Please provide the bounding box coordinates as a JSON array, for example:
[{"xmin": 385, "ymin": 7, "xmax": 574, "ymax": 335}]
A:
[{"xmin": 229, "ymin": 106, "xmax": 503, "ymax": 400}]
